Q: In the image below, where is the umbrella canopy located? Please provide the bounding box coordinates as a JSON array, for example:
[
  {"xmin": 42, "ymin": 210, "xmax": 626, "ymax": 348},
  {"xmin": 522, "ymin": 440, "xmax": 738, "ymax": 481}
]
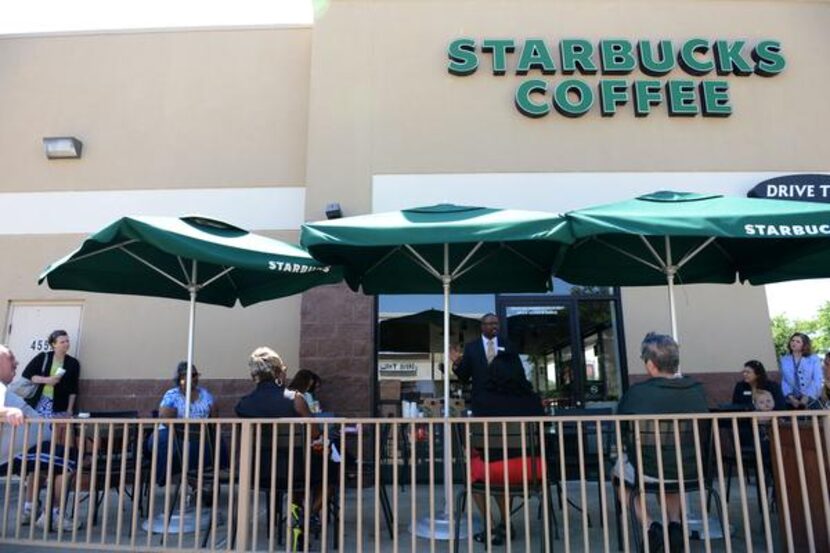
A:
[
  {"xmin": 301, "ymin": 203, "xmax": 573, "ymax": 294},
  {"xmin": 40, "ymin": 215, "xmax": 342, "ymax": 416},
  {"xmin": 39, "ymin": 215, "xmax": 341, "ymax": 307},
  {"xmin": 302, "ymin": 203, "xmax": 572, "ymax": 536},
  {"xmin": 379, "ymin": 309, "xmax": 480, "ymax": 352},
  {"xmin": 557, "ymin": 191, "xmax": 830, "ymax": 336}
]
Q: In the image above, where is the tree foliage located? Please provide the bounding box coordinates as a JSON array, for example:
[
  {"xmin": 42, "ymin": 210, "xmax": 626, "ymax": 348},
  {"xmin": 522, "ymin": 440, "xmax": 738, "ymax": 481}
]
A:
[{"xmin": 770, "ymin": 300, "xmax": 830, "ymax": 356}]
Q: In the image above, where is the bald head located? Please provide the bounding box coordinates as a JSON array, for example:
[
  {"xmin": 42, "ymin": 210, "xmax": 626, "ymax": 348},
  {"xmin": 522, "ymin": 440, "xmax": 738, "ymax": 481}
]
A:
[{"xmin": 0, "ymin": 345, "xmax": 18, "ymax": 385}]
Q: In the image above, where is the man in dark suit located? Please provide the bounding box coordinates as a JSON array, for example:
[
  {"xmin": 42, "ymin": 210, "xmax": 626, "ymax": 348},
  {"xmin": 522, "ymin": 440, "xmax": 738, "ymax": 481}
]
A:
[{"xmin": 451, "ymin": 312, "xmax": 511, "ymax": 415}]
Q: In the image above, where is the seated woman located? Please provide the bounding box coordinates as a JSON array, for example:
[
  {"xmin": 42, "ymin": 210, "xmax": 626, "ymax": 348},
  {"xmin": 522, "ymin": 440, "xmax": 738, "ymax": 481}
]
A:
[
  {"xmin": 288, "ymin": 369, "xmax": 323, "ymax": 414},
  {"xmin": 469, "ymin": 351, "xmax": 544, "ymax": 546},
  {"xmin": 147, "ymin": 362, "xmax": 223, "ymax": 485},
  {"xmin": 731, "ymin": 359, "xmax": 786, "ymax": 411},
  {"xmin": 235, "ymin": 348, "xmax": 330, "ymax": 530}
]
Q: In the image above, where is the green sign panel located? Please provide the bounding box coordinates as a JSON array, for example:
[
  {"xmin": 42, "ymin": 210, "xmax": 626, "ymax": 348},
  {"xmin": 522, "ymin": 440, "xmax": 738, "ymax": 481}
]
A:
[{"xmin": 447, "ymin": 38, "xmax": 785, "ymax": 118}]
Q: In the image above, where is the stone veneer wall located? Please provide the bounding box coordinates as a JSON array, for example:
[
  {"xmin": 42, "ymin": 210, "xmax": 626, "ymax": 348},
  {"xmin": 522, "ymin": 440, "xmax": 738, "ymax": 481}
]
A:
[
  {"xmin": 627, "ymin": 371, "xmax": 782, "ymax": 407},
  {"xmin": 78, "ymin": 379, "xmax": 254, "ymax": 417},
  {"xmin": 299, "ymin": 283, "xmax": 376, "ymax": 418}
]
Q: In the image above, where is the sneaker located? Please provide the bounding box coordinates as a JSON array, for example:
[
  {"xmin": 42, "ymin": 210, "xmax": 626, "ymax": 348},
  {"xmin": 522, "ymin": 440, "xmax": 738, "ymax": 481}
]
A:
[
  {"xmin": 646, "ymin": 521, "xmax": 664, "ymax": 553},
  {"xmin": 34, "ymin": 511, "xmax": 50, "ymax": 531},
  {"xmin": 667, "ymin": 522, "xmax": 683, "ymax": 553},
  {"xmin": 20, "ymin": 504, "xmax": 34, "ymax": 526},
  {"xmin": 35, "ymin": 509, "xmax": 82, "ymax": 532}
]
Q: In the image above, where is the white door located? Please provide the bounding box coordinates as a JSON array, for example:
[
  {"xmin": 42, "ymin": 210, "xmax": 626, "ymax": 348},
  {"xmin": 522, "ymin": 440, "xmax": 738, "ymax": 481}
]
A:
[{"xmin": 5, "ymin": 302, "xmax": 83, "ymax": 371}]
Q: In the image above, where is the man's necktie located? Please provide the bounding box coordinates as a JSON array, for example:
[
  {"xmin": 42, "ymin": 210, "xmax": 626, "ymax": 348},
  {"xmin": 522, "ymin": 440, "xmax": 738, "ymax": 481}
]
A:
[{"xmin": 486, "ymin": 340, "xmax": 496, "ymax": 364}]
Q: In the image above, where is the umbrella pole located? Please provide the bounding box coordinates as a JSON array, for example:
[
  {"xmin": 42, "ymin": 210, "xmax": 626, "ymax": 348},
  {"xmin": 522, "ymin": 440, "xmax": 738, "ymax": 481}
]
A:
[
  {"xmin": 442, "ymin": 245, "xmax": 453, "ymax": 527},
  {"xmin": 667, "ymin": 271, "xmax": 678, "ymax": 340},
  {"xmin": 185, "ymin": 262, "xmax": 197, "ymax": 418}
]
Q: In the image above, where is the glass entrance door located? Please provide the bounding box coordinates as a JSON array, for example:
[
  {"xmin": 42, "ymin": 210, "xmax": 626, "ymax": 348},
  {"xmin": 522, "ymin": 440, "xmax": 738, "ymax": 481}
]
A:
[{"xmin": 499, "ymin": 297, "xmax": 624, "ymax": 407}]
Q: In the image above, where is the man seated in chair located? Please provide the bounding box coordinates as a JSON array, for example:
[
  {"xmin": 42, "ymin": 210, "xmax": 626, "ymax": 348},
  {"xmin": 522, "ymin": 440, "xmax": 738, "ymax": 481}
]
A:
[{"xmin": 615, "ymin": 332, "xmax": 709, "ymax": 553}]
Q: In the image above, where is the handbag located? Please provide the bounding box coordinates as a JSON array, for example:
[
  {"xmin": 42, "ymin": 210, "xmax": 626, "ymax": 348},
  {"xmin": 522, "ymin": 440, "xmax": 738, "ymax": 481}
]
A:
[
  {"xmin": 8, "ymin": 353, "xmax": 47, "ymax": 400},
  {"xmin": 8, "ymin": 377, "xmax": 38, "ymax": 400}
]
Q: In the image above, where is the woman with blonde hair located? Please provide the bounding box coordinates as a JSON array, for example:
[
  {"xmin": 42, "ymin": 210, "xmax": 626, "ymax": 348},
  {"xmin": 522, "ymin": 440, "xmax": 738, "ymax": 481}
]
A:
[
  {"xmin": 235, "ymin": 347, "xmax": 326, "ymax": 543},
  {"xmin": 235, "ymin": 347, "xmax": 316, "ymax": 420}
]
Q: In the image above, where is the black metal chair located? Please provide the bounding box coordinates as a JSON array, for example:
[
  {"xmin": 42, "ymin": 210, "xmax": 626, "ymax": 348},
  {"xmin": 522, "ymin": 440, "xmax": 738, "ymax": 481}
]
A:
[
  {"xmin": 550, "ymin": 407, "xmax": 614, "ymax": 529},
  {"xmin": 615, "ymin": 417, "xmax": 726, "ymax": 552},
  {"xmin": 453, "ymin": 420, "xmax": 557, "ymax": 552}
]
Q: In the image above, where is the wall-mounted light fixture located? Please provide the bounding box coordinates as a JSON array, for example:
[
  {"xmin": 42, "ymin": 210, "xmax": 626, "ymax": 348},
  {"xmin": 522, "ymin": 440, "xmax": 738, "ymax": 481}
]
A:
[
  {"xmin": 42, "ymin": 136, "xmax": 83, "ymax": 159},
  {"xmin": 325, "ymin": 202, "xmax": 343, "ymax": 220}
]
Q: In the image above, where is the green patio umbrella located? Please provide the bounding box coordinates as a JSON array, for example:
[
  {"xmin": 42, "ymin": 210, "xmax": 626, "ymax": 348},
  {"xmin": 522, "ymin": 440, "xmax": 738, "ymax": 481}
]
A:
[
  {"xmin": 301, "ymin": 203, "xmax": 572, "ymax": 539},
  {"xmin": 558, "ymin": 191, "xmax": 830, "ymax": 338},
  {"xmin": 39, "ymin": 215, "xmax": 341, "ymax": 416}
]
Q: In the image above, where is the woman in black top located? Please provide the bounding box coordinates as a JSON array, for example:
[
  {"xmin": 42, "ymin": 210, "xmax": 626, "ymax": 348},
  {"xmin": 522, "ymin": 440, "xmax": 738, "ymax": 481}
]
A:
[
  {"xmin": 470, "ymin": 351, "xmax": 544, "ymax": 545},
  {"xmin": 22, "ymin": 330, "xmax": 80, "ymax": 418},
  {"xmin": 236, "ymin": 347, "xmax": 328, "ymax": 536},
  {"xmin": 731, "ymin": 359, "xmax": 785, "ymax": 411}
]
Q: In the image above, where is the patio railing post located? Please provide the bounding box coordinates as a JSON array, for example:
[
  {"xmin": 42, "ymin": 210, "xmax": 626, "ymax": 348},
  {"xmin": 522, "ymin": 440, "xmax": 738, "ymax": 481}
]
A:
[{"xmin": 235, "ymin": 420, "xmax": 253, "ymax": 552}]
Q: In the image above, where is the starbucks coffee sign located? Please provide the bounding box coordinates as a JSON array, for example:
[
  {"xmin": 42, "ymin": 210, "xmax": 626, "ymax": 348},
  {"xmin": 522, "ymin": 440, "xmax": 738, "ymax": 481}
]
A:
[{"xmin": 446, "ymin": 38, "xmax": 785, "ymax": 118}]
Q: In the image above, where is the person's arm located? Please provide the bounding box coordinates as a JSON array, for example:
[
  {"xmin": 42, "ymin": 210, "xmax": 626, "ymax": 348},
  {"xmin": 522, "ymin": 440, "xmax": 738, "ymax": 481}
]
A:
[
  {"xmin": 293, "ymin": 394, "xmax": 320, "ymax": 439},
  {"xmin": 780, "ymin": 357, "xmax": 800, "ymax": 406},
  {"xmin": 25, "ymin": 353, "xmax": 60, "ymax": 386},
  {"xmin": 0, "ymin": 406, "xmax": 24, "ymax": 426},
  {"xmin": 158, "ymin": 389, "xmax": 179, "ymax": 419},
  {"xmin": 451, "ymin": 344, "xmax": 471, "ymax": 382},
  {"xmin": 64, "ymin": 359, "xmax": 80, "ymax": 415},
  {"xmin": 731, "ymin": 383, "xmax": 743, "ymax": 405},
  {"xmin": 805, "ymin": 357, "xmax": 824, "ymax": 402},
  {"xmin": 769, "ymin": 382, "xmax": 787, "ymax": 411},
  {"xmin": 158, "ymin": 406, "xmax": 178, "ymax": 418}
]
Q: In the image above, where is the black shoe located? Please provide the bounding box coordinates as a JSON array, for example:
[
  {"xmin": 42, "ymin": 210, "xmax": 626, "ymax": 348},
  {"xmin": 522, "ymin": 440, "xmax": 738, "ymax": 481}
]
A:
[
  {"xmin": 647, "ymin": 522, "xmax": 664, "ymax": 553},
  {"xmin": 498, "ymin": 523, "xmax": 518, "ymax": 541},
  {"xmin": 667, "ymin": 522, "xmax": 683, "ymax": 553},
  {"xmin": 474, "ymin": 528, "xmax": 505, "ymax": 546}
]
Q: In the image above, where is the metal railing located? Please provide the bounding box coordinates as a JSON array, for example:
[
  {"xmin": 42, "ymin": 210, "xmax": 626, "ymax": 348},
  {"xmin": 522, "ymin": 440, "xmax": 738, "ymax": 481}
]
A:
[{"xmin": 0, "ymin": 411, "xmax": 827, "ymax": 552}]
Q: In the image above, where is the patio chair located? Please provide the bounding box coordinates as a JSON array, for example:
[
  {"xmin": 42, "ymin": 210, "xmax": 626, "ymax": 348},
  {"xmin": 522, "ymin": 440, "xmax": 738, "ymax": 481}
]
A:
[
  {"xmin": 83, "ymin": 411, "xmax": 141, "ymax": 526},
  {"xmin": 230, "ymin": 422, "xmax": 340, "ymax": 551},
  {"xmin": 162, "ymin": 421, "xmax": 232, "ymax": 548},
  {"xmin": 614, "ymin": 417, "xmax": 726, "ymax": 552},
  {"xmin": 717, "ymin": 415, "xmax": 774, "ymax": 504},
  {"xmin": 550, "ymin": 407, "xmax": 614, "ymax": 529},
  {"xmin": 453, "ymin": 420, "xmax": 557, "ymax": 553}
]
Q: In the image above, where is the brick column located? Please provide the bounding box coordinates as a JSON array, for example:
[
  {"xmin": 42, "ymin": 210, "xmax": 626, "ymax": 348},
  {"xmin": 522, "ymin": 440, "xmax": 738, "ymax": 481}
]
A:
[{"xmin": 300, "ymin": 283, "xmax": 375, "ymax": 417}]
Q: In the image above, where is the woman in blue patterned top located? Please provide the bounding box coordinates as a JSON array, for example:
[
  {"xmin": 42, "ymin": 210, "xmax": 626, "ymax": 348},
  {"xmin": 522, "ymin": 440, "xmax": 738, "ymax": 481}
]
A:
[
  {"xmin": 158, "ymin": 362, "xmax": 216, "ymax": 419},
  {"xmin": 149, "ymin": 362, "xmax": 222, "ymax": 485}
]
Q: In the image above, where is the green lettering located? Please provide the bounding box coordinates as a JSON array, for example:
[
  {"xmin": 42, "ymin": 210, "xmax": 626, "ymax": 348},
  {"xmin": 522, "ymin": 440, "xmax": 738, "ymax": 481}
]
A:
[
  {"xmin": 600, "ymin": 40, "xmax": 636, "ymax": 74},
  {"xmin": 481, "ymin": 39, "xmax": 515, "ymax": 75},
  {"xmin": 752, "ymin": 40, "xmax": 786, "ymax": 77},
  {"xmin": 515, "ymin": 79, "xmax": 550, "ymax": 118},
  {"xmin": 678, "ymin": 38, "xmax": 714, "ymax": 76},
  {"xmin": 516, "ymin": 39, "xmax": 556, "ymax": 75},
  {"xmin": 713, "ymin": 40, "xmax": 752, "ymax": 76},
  {"xmin": 700, "ymin": 81, "xmax": 731, "ymax": 117},
  {"xmin": 637, "ymin": 40, "xmax": 675, "ymax": 76},
  {"xmin": 447, "ymin": 38, "xmax": 478, "ymax": 76},
  {"xmin": 599, "ymin": 80, "xmax": 629, "ymax": 116},
  {"xmin": 560, "ymin": 39, "xmax": 597, "ymax": 74},
  {"xmin": 553, "ymin": 79, "xmax": 593, "ymax": 117},
  {"xmin": 667, "ymin": 80, "xmax": 700, "ymax": 116},
  {"xmin": 633, "ymin": 80, "xmax": 663, "ymax": 117}
]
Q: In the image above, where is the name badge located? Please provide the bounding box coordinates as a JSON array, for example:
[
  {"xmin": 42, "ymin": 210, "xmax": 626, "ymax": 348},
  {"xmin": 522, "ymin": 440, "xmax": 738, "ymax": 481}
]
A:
[{"xmin": 743, "ymin": 390, "xmax": 752, "ymax": 396}]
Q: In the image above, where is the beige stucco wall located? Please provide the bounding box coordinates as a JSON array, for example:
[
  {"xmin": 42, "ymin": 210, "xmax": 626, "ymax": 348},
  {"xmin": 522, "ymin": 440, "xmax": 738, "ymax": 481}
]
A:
[
  {"xmin": 304, "ymin": 0, "xmax": 828, "ymax": 375},
  {"xmin": 0, "ymin": 27, "xmax": 313, "ymax": 379},
  {"xmin": 0, "ymin": 28, "xmax": 311, "ymax": 191},
  {"xmin": 0, "ymin": 231, "xmax": 304, "ymax": 380}
]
